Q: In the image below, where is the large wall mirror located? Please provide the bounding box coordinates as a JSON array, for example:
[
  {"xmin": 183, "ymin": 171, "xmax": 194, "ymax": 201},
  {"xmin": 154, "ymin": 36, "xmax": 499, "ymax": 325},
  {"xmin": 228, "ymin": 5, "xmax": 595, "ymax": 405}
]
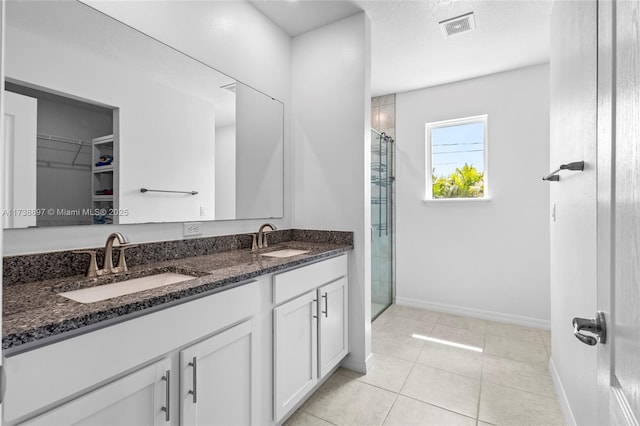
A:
[{"xmin": 3, "ymin": 0, "xmax": 284, "ymax": 229}]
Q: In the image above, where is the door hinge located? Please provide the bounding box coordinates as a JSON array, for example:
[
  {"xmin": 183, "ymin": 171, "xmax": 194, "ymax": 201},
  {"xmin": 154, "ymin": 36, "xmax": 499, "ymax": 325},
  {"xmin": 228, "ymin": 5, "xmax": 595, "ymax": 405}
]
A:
[{"xmin": 0, "ymin": 365, "xmax": 6, "ymax": 404}]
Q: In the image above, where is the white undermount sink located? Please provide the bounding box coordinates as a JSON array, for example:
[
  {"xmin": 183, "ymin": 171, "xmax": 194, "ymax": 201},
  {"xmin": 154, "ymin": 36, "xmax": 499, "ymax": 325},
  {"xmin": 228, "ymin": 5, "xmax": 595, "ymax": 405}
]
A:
[
  {"xmin": 58, "ymin": 272, "xmax": 195, "ymax": 304},
  {"xmin": 260, "ymin": 249, "xmax": 310, "ymax": 258}
]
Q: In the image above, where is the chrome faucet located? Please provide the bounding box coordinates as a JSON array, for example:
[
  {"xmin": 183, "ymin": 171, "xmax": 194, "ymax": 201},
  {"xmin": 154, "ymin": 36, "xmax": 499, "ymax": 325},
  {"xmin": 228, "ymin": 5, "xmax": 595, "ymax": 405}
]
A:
[
  {"xmin": 103, "ymin": 232, "xmax": 131, "ymax": 273},
  {"xmin": 74, "ymin": 232, "xmax": 135, "ymax": 278},
  {"xmin": 257, "ymin": 223, "xmax": 276, "ymax": 249}
]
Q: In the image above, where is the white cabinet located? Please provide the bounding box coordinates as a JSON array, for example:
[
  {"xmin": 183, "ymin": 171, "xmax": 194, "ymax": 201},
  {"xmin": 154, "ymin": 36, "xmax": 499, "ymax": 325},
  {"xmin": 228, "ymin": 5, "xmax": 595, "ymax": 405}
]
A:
[
  {"xmin": 4, "ymin": 281, "xmax": 261, "ymax": 426},
  {"xmin": 4, "ymin": 257, "xmax": 350, "ymax": 426},
  {"xmin": 318, "ymin": 277, "xmax": 348, "ymax": 378},
  {"xmin": 274, "ymin": 290, "xmax": 318, "ymax": 420},
  {"xmin": 13, "ymin": 319, "xmax": 256, "ymax": 426},
  {"xmin": 20, "ymin": 358, "xmax": 171, "ymax": 426},
  {"xmin": 180, "ymin": 320, "xmax": 256, "ymax": 426},
  {"xmin": 273, "ymin": 255, "xmax": 349, "ymax": 422}
]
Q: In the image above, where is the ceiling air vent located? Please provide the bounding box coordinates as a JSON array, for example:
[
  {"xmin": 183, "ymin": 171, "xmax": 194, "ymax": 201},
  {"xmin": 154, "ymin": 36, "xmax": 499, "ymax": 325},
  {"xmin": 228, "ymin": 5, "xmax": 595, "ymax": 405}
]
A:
[{"xmin": 439, "ymin": 12, "xmax": 476, "ymax": 37}]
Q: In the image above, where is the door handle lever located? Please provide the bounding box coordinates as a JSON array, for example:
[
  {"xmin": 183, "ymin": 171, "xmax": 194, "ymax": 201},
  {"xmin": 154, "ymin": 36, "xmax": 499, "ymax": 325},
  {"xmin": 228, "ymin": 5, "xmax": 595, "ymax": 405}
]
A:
[{"xmin": 572, "ymin": 311, "xmax": 606, "ymax": 346}]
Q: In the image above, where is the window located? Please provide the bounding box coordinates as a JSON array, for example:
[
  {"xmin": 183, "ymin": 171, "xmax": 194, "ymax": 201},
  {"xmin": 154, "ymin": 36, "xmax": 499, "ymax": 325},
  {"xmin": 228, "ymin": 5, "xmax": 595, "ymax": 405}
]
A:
[{"xmin": 425, "ymin": 115, "xmax": 488, "ymax": 199}]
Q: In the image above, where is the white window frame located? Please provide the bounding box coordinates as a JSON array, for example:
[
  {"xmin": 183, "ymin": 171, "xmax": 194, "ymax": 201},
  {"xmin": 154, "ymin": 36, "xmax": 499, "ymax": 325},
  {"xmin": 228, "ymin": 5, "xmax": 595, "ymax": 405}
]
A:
[{"xmin": 425, "ymin": 114, "xmax": 489, "ymax": 201}]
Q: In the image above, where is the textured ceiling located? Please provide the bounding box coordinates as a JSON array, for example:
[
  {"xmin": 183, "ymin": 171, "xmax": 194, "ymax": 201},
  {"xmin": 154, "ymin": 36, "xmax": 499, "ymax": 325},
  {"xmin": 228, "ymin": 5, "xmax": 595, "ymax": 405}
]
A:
[{"xmin": 250, "ymin": 0, "xmax": 553, "ymax": 96}]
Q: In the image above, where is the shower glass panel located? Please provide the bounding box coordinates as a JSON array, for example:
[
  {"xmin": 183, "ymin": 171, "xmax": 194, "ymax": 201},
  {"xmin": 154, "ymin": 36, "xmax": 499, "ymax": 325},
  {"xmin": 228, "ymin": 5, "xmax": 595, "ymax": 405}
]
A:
[{"xmin": 371, "ymin": 129, "xmax": 394, "ymax": 319}]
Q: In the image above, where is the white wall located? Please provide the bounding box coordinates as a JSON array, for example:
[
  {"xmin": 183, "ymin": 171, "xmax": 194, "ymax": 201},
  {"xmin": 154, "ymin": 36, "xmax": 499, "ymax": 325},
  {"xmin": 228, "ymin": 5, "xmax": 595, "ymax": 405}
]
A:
[
  {"xmin": 84, "ymin": 0, "xmax": 291, "ymax": 103},
  {"xmin": 395, "ymin": 64, "xmax": 551, "ymax": 327},
  {"xmin": 291, "ymin": 12, "xmax": 372, "ymax": 372},
  {"xmin": 235, "ymin": 83, "xmax": 284, "ymax": 219},
  {"xmin": 215, "ymin": 124, "xmax": 236, "ymax": 220},
  {"xmin": 4, "ymin": 1, "xmax": 292, "ymax": 255},
  {"xmin": 35, "ymin": 97, "xmax": 112, "ymax": 142}
]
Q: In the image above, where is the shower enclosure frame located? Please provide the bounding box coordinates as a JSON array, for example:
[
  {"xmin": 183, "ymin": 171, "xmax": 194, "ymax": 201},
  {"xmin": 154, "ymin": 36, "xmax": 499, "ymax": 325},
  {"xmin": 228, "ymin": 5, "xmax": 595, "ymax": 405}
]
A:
[{"xmin": 371, "ymin": 128, "xmax": 395, "ymax": 320}]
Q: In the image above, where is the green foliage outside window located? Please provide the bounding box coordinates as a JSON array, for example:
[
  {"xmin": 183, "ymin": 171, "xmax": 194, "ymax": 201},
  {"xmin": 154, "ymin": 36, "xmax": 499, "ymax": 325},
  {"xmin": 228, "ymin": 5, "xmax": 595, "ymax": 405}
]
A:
[{"xmin": 432, "ymin": 163, "xmax": 484, "ymax": 198}]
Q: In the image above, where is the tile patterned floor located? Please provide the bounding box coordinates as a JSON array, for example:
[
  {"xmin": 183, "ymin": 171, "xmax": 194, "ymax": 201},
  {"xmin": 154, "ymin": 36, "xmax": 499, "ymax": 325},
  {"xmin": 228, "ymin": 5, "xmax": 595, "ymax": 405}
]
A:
[{"xmin": 286, "ymin": 304, "xmax": 565, "ymax": 426}]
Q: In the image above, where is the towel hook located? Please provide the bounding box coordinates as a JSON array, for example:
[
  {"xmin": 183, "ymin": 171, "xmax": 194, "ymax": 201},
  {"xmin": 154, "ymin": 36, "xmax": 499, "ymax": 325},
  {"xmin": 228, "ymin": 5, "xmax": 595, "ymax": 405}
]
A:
[{"xmin": 542, "ymin": 161, "xmax": 584, "ymax": 182}]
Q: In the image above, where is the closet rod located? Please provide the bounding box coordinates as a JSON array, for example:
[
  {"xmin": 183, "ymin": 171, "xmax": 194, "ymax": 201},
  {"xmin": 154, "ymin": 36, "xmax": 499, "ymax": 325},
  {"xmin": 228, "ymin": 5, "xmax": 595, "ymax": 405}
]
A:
[{"xmin": 37, "ymin": 133, "xmax": 88, "ymax": 145}]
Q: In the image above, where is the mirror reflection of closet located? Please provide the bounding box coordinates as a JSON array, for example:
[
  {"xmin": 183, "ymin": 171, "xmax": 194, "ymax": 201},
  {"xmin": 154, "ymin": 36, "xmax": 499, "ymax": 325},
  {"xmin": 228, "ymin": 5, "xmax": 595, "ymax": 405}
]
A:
[{"xmin": 5, "ymin": 82, "xmax": 116, "ymax": 227}]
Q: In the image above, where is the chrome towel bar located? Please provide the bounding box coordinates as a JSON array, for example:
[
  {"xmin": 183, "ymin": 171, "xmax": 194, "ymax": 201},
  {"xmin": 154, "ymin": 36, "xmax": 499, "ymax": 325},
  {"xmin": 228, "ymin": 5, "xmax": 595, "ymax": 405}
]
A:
[{"xmin": 140, "ymin": 188, "xmax": 198, "ymax": 195}]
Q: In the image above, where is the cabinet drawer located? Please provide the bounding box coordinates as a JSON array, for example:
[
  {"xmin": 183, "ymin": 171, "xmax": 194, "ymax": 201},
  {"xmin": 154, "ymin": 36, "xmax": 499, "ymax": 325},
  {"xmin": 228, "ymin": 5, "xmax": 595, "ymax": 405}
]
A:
[{"xmin": 273, "ymin": 254, "xmax": 348, "ymax": 305}]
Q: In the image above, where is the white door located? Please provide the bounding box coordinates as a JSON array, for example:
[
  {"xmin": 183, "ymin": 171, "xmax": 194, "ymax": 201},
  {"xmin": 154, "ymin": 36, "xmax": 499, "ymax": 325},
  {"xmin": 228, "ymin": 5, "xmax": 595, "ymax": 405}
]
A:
[
  {"xmin": 318, "ymin": 277, "xmax": 348, "ymax": 378},
  {"xmin": 596, "ymin": 1, "xmax": 640, "ymax": 424},
  {"xmin": 180, "ymin": 320, "xmax": 256, "ymax": 426},
  {"xmin": 549, "ymin": 1, "xmax": 599, "ymax": 424},
  {"xmin": 3, "ymin": 90, "xmax": 37, "ymax": 228},
  {"xmin": 273, "ymin": 290, "xmax": 318, "ymax": 422},
  {"xmin": 20, "ymin": 358, "xmax": 171, "ymax": 426}
]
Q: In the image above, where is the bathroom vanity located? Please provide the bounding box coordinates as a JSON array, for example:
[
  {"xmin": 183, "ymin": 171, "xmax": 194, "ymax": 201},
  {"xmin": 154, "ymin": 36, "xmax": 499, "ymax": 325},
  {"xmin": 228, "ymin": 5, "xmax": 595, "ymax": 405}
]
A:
[{"xmin": 2, "ymin": 231, "xmax": 352, "ymax": 425}]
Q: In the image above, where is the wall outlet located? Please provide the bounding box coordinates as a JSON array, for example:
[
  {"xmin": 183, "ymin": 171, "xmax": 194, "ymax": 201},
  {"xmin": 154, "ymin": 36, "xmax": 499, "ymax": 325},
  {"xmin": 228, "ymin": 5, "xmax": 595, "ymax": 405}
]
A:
[{"xmin": 183, "ymin": 222, "xmax": 202, "ymax": 237}]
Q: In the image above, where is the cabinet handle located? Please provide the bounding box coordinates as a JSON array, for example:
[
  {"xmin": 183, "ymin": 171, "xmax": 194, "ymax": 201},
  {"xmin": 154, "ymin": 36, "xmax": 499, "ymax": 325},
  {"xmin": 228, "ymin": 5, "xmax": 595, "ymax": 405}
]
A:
[
  {"xmin": 313, "ymin": 299, "xmax": 318, "ymax": 319},
  {"xmin": 188, "ymin": 357, "xmax": 198, "ymax": 403},
  {"xmin": 161, "ymin": 370, "xmax": 170, "ymax": 422},
  {"xmin": 322, "ymin": 292, "xmax": 328, "ymax": 318}
]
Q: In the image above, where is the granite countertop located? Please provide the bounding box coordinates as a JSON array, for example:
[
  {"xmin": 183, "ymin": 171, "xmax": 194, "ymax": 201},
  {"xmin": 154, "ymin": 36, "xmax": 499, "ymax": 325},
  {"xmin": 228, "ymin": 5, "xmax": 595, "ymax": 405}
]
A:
[{"xmin": 3, "ymin": 240, "xmax": 351, "ymax": 354}]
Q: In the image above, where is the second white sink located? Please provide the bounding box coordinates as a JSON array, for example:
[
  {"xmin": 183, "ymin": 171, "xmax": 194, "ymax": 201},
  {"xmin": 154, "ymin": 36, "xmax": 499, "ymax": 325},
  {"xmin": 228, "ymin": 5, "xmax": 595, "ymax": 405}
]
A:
[
  {"xmin": 260, "ymin": 249, "xmax": 310, "ymax": 258},
  {"xmin": 59, "ymin": 272, "xmax": 195, "ymax": 304}
]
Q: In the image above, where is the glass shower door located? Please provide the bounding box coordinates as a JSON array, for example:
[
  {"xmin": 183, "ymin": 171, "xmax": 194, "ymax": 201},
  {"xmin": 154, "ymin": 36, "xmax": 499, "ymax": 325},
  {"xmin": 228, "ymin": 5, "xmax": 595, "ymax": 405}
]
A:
[{"xmin": 371, "ymin": 129, "xmax": 394, "ymax": 319}]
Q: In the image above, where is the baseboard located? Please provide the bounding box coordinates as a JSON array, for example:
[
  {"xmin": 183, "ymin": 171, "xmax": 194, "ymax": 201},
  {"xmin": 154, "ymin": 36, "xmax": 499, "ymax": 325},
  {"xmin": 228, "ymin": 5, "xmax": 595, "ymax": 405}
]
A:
[
  {"xmin": 395, "ymin": 297, "xmax": 550, "ymax": 330},
  {"xmin": 549, "ymin": 357, "xmax": 577, "ymax": 426},
  {"xmin": 340, "ymin": 351, "xmax": 375, "ymax": 374}
]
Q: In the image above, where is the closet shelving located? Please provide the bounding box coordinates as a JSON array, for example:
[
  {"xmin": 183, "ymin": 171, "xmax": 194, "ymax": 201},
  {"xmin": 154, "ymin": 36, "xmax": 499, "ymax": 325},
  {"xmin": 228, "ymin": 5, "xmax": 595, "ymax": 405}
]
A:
[
  {"xmin": 92, "ymin": 134, "xmax": 115, "ymax": 224},
  {"xmin": 36, "ymin": 134, "xmax": 92, "ymax": 170}
]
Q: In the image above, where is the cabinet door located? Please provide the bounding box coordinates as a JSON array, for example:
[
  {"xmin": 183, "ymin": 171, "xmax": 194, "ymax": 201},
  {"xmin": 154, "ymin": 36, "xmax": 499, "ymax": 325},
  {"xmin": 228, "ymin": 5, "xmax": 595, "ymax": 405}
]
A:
[
  {"xmin": 20, "ymin": 358, "xmax": 171, "ymax": 426},
  {"xmin": 274, "ymin": 290, "xmax": 318, "ymax": 421},
  {"xmin": 180, "ymin": 319, "xmax": 256, "ymax": 426},
  {"xmin": 318, "ymin": 277, "xmax": 349, "ymax": 378}
]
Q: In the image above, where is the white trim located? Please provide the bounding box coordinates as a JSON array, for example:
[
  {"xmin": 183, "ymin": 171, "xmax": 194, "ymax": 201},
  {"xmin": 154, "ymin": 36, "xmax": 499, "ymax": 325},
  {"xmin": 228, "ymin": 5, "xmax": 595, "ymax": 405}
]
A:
[
  {"xmin": 422, "ymin": 198, "xmax": 491, "ymax": 205},
  {"xmin": 425, "ymin": 114, "xmax": 489, "ymax": 200},
  {"xmin": 549, "ymin": 357, "xmax": 578, "ymax": 426},
  {"xmin": 340, "ymin": 352, "xmax": 375, "ymax": 374},
  {"xmin": 395, "ymin": 296, "xmax": 550, "ymax": 330}
]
